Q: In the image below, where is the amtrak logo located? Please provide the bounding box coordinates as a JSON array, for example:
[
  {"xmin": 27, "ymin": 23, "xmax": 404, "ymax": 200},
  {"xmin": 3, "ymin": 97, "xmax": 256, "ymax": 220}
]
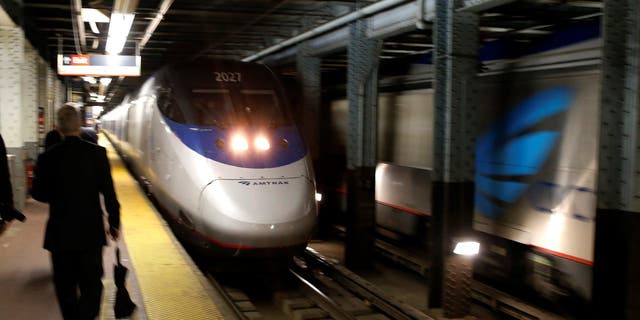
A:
[
  {"xmin": 475, "ymin": 87, "xmax": 574, "ymax": 218},
  {"xmin": 238, "ymin": 180, "xmax": 290, "ymax": 186}
]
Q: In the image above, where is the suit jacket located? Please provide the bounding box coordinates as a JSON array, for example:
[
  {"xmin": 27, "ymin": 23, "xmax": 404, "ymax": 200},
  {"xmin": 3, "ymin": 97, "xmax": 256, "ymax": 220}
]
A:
[
  {"xmin": 32, "ymin": 136, "xmax": 120, "ymax": 252},
  {"xmin": 0, "ymin": 134, "xmax": 14, "ymax": 218}
]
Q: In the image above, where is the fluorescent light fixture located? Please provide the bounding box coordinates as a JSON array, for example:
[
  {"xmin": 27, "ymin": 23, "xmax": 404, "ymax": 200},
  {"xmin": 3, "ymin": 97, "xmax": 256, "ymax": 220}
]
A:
[
  {"xmin": 82, "ymin": 76, "xmax": 97, "ymax": 84},
  {"xmin": 453, "ymin": 241, "xmax": 480, "ymax": 256},
  {"xmin": 92, "ymin": 106, "xmax": 104, "ymax": 116},
  {"xmin": 567, "ymin": 1, "xmax": 603, "ymax": 8},
  {"xmin": 480, "ymin": 27, "xmax": 513, "ymax": 33},
  {"xmin": 89, "ymin": 21, "xmax": 100, "ymax": 34},
  {"xmin": 100, "ymin": 77, "xmax": 112, "ymax": 86},
  {"xmin": 572, "ymin": 13, "xmax": 602, "ymax": 20},
  {"xmin": 81, "ymin": 8, "xmax": 110, "ymax": 23},
  {"xmin": 106, "ymin": 13, "xmax": 135, "ymax": 54}
]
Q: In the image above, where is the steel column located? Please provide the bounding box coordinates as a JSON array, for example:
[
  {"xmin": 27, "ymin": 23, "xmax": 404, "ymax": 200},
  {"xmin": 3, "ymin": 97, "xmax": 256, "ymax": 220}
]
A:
[
  {"xmin": 428, "ymin": 0, "xmax": 478, "ymax": 314},
  {"xmin": 594, "ymin": 0, "xmax": 640, "ymax": 319},
  {"xmin": 345, "ymin": 18, "xmax": 381, "ymax": 270},
  {"xmin": 22, "ymin": 41, "xmax": 38, "ymax": 161},
  {"xmin": 0, "ymin": 26, "xmax": 26, "ymax": 209},
  {"xmin": 296, "ymin": 45, "xmax": 321, "ymax": 159}
]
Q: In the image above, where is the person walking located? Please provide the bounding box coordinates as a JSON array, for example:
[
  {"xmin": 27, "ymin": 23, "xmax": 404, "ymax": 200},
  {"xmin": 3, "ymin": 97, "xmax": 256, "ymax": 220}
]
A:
[
  {"xmin": 0, "ymin": 133, "xmax": 14, "ymax": 235},
  {"xmin": 44, "ymin": 128, "xmax": 63, "ymax": 151},
  {"xmin": 32, "ymin": 105, "xmax": 120, "ymax": 319}
]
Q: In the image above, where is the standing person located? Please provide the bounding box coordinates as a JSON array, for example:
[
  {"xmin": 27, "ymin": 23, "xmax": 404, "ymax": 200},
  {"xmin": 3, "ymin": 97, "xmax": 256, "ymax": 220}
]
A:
[
  {"xmin": 32, "ymin": 105, "xmax": 120, "ymax": 319},
  {"xmin": 80, "ymin": 126, "xmax": 98, "ymax": 144},
  {"xmin": 0, "ymin": 133, "xmax": 14, "ymax": 235},
  {"xmin": 44, "ymin": 128, "xmax": 63, "ymax": 151}
]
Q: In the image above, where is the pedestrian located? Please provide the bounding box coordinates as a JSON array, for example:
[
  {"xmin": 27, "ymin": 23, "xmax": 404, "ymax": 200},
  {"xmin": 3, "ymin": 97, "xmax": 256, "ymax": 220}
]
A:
[
  {"xmin": 80, "ymin": 126, "xmax": 98, "ymax": 144},
  {"xmin": 31, "ymin": 105, "xmax": 120, "ymax": 319},
  {"xmin": 44, "ymin": 128, "xmax": 63, "ymax": 151},
  {"xmin": 0, "ymin": 133, "xmax": 14, "ymax": 236}
]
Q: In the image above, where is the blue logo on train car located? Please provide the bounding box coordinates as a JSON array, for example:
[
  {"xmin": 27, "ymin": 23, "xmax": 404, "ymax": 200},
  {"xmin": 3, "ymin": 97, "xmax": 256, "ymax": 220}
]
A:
[{"xmin": 475, "ymin": 88, "xmax": 574, "ymax": 218}]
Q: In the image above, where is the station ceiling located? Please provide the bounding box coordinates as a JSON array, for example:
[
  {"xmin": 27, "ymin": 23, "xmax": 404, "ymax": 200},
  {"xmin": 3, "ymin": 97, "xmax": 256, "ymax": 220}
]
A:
[{"xmin": 10, "ymin": 0, "xmax": 601, "ymax": 110}]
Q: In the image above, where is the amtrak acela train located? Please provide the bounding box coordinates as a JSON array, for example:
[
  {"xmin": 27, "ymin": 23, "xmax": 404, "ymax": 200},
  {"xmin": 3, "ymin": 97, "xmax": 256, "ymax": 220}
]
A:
[{"xmin": 101, "ymin": 59, "xmax": 317, "ymax": 259}]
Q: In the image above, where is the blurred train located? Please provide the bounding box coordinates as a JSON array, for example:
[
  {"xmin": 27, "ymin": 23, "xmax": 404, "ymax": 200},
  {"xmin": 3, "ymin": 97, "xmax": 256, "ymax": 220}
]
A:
[
  {"xmin": 320, "ymin": 34, "xmax": 601, "ymax": 317},
  {"xmin": 101, "ymin": 59, "xmax": 318, "ymax": 259}
]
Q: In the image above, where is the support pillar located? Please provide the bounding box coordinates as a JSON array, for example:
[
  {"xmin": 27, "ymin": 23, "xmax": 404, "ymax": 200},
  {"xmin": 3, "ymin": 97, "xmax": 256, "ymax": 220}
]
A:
[
  {"xmin": 22, "ymin": 41, "xmax": 38, "ymax": 160},
  {"xmin": 345, "ymin": 18, "xmax": 381, "ymax": 270},
  {"xmin": 428, "ymin": 0, "xmax": 479, "ymax": 315},
  {"xmin": 594, "ymin": 1, "xmax": 640, "ymax": 319},
  {"xmin": 45, "ymin": 66, "xmax": 55, "ymax": 132},
  {"xmin": 295, "ymin": 45, "xmax": 321, "ymax": 160},
  {"xmin": 37, "ymin": 57, "xmax": 47, "ymax": 147},
  {"xmin": 0, "ymin": 26, "xmax": 25, "ymax": 209}
]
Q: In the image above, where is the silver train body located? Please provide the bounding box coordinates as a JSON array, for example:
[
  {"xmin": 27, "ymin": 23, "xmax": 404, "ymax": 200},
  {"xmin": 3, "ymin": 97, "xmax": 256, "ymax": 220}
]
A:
[
  {"xmin": 101, "ymin": 59, "xmax": 317, "ymax": 258},
  {"xmin": 327, "ymin": 36, "xmax": 601, "ymax": 314}
]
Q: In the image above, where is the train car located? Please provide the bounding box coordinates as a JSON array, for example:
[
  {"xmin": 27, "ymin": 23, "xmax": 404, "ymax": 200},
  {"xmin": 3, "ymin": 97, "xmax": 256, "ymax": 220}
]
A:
[
  {"xmin": 323, "ymin": 47, "xmax": 599, "ymax": 316},
  {"xmin": 472, "ymin": 68, "xmax": 598, "ymax": 315},
  {"xmin": 375, "ymin": 162, "xmax": 431, "ymax": 245},
  {"xmin": 101, "ymin": 59, "xmax": 318, "ymax": 260}
]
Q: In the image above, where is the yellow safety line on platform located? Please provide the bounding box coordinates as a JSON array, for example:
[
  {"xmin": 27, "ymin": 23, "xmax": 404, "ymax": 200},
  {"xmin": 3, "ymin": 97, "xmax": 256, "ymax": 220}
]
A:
[{"xmin": 100, "ymin": 136, "xmax": 224, "ymax": 320}]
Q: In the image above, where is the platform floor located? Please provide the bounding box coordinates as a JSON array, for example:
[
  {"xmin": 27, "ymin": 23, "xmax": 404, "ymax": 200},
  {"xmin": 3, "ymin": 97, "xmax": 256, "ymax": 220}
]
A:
[{"xmin": 0, "ymin": 136, "xmax": 232, "ymax": 319}]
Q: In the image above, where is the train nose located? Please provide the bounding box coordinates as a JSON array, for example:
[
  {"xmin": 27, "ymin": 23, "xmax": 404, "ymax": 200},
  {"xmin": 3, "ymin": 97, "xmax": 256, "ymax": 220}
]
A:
[{"xmin": 200, "ymin": 177, "xmax": 317, "ymax": 224}]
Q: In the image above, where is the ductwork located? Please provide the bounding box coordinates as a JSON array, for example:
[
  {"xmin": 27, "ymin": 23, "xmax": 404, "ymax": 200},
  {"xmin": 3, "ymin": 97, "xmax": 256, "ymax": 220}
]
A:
[
  {"xmin": 112, "ymin": 0, "xmax": 139, "ymax": 13},
  {"xmin": 248, "ymin": 0, "xmax": 437, "ymax": 64},
  {"xmin": 243, "ymin": 0, "xmax": 414, "ymax": 62},
  {"xmin": 140, "ymin": 0, "xmax": 174, "ymax": 49},
  {"xmin": 72, "ymin": 0, "xmax": 86, "ymax": 52}
]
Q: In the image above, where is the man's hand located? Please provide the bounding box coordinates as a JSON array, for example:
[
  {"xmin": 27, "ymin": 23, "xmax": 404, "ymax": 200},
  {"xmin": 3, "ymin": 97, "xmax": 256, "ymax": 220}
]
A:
[{"xmin": 109, "ymin": 227, "xmax": 120, "ymax": 241}]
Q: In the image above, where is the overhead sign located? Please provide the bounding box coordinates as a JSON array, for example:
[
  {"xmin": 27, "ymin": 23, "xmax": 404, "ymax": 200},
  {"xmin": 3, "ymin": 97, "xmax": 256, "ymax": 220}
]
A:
[{"xmin": 57, "ymin": 54, "xmax": 141, "ymax": 76}]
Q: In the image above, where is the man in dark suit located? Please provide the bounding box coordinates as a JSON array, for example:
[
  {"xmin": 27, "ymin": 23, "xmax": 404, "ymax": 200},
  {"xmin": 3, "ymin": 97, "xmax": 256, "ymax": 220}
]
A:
[
  {"xmin": 32, "ymin": 105, "xmax": 120, "ymax": 320},
  {"xmin": 0, "ymin": 133, "xmax": 14, "ymax": 235}
]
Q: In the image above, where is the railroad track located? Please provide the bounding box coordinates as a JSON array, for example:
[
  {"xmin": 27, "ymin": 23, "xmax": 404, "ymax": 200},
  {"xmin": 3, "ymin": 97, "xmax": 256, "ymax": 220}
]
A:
[{"xmin": 206, "ymin": 248, "xmax": 434, "ymax": 320}]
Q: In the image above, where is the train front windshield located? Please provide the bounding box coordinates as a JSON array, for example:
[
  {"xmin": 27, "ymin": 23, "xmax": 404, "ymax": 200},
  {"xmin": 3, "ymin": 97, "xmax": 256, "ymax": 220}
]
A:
[
  {"xmin": 189, "ymin": 89, "xmax": 288, "ymax": 128},
  {"xmin": 158, "ymin": 63, "xmax": 295, "ymax": 128}
]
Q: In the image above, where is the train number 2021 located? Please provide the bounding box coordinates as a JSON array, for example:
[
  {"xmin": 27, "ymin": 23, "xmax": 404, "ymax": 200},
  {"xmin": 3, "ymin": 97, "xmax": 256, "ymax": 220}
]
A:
[{"xmin": 214, "ymin": 72, "xmax": 242, "ymax": 82}]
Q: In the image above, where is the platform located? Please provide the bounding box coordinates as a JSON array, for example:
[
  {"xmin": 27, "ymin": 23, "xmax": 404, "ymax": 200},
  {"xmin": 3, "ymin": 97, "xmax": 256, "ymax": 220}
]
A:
[{"xmin": 0, "ymin": 136, "xmax": 233, "ymax": 319}]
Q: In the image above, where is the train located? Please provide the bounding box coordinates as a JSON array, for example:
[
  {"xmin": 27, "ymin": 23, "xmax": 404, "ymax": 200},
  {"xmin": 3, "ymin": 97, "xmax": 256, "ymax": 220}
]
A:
[
  {"xmin": 319, "ymin": 34, "xmax": 601, "ymax": 317},
  {"xmin": 101, "ymin": 59, "xmax": 318, "ymax": 261}
]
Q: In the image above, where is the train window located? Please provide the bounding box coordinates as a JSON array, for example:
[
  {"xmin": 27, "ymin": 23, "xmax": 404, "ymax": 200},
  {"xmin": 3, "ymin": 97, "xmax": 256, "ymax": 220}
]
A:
[
  {"xmin": 157, "ymin": 87, "xmax": 186, "ymax": 123},
  {"xmin": 191, "ymin": 89, "xmax": 235, "ymax": 128},
  {"xmin": 239, "ymin": 90, "xmax": 289, "ymax": 127}
]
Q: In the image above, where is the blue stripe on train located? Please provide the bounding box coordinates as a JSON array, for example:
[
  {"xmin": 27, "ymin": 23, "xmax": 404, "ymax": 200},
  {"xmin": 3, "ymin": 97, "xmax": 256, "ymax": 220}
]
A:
[{"xmin": 164, "ymin": 117, "xmax": 307, "ymax": 168}]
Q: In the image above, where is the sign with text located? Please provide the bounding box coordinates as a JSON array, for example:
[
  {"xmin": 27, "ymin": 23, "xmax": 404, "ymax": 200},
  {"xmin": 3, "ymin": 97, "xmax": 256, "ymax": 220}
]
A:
[{"xmin": 57, "ymin": 54, "xmax": 141, "ymax": 76}]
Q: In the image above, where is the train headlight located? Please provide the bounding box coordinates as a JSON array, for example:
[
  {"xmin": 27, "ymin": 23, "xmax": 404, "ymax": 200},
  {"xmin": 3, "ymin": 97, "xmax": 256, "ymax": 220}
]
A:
[
  {"xmin": 254, "ymin": 136, "xmax": 270, "ymax": 151},
  {"xmin": 231, "ymin": 135, "xmax": 249, "ymax": 152}
]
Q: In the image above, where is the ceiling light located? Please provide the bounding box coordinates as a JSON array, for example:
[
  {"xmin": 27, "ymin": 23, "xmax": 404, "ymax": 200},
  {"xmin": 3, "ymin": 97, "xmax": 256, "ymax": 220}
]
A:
[
  {"xmin": 480, "ymin": 27, "xmax": 513, "ymax": 33},
  {"xmin": 567, "ymin": 1, "xmax": 603, "ymax": 8},
  {"xmin": 82, "ymin": 76, "xmax": 97, "ymax": 84},
  {"xmin": 81, "ymin": 8, "xmax": 110, "ymax": 23},
  {"xmin": 106, "ymin": 13, "xmax": 135, "ymax": 54},
  {"xmin": 100, "ymin": 77, "xmax": 112, "ymax": 86},
  {"xmin": 89, "ymin": 21, "xmax": 100, "ymax": 34},
  {"xmin": 516, "ymin": 29, "xmax": 552, "ymax": 35}
]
